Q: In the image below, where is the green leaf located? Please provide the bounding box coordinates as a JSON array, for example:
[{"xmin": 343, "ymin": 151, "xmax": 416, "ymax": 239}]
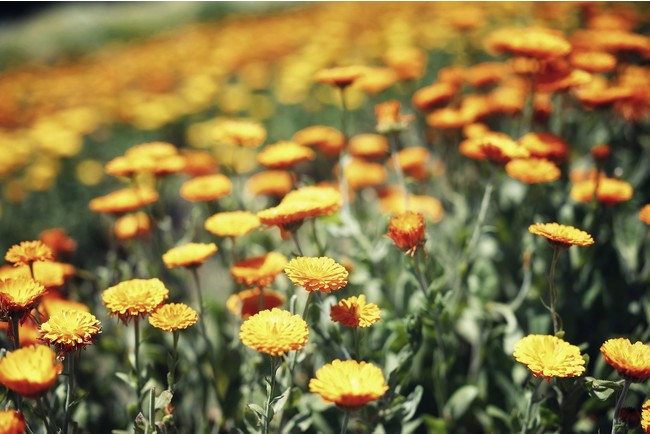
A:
[
  {"xmin": 115, "ymin": 372, "xmax": 135, "ymax": 389},
  {"xmin": 155, "ymin": 390, "xmax": 173, "ymax": 411},
  {"xmin": 422, "ymin": 415, "xmax": 447, "ymax": 434},
  {"xmin": 271, "ymin": 387, "xmax": 290, "ymax": 415},
  {"xmin": 444, "ymin": 385, "xmax": 478, "ymax": 420}
]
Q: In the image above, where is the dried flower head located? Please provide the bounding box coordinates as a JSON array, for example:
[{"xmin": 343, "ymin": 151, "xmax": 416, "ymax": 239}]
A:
[
  {"xmin": 513, "ymin": 335, "xmax": 586, "ymax": 382},
  {"xmin": 102, "ymin": 278, "xmax": 169, "ymax": 324},
  {"xmin": 505, "ymin": 158, "xmax": 561, "ymax": 184},
  {"xmin": 387, "ymin": 211, "xmax": 426, "ymax": 255},
  {"xmin": 601, "ymin": 338, "xmax": 650, "ymax": 383},
  {"xmin": 5, "ymin": 241, "xmax": 54, "ymax": 267},
  {"xmin": 239, "ymin": 308, "xmax": 308, "ymax": 357},
  {"xmin": 0, "ymin": 409, "xmax": 26, "ymax": 434},
  {"xmin": 231, "ymin": 252, "xmax": 289, "ymax": 288},
  {"xmin": 149, "ymin": 303, "xmax": 198, "ymax": 332},
  {"xmin": 162, "ymin": 243, "xmax": 218, "ymax": 269},
  {"xmin": 309, "ymin": 359, "xmax": 389, "ymax": 408},
  {"xmin": 284, "ymin": 257, "xmax": 348, "ymax": 293},
  {"xmin": 180, "ymin": 174, "xmax": 232, "ymax": 202},
  {"xmin": 226, "ymin": 288, "xmax": 285, "ymax": 319},
  {"xmin": 330, "ymin": 295, "xmax": 381, "ymax": 328},
  {"xmin": 528, "ymin": 223, "xmax": 594, "ymax": 249},
  {"xmin": 0, "ymin": 345, "xmax": 62, "ymax": 398},
  {"xmin": 39, "ymin": 309, "xmax": 102, "ymax": 354},
  {"xmin": 205, "ymin": 211, "xmax": 261, "ymax": 238}
]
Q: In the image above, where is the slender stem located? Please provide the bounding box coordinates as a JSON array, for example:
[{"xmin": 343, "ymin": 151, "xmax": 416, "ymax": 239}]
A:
[
  {"xmin": 63, "ymin": 354, "xmax": 76, "ymax": 434},
  {"xmin": 167, "ymin": 331, "xmax": 179, "ymax": 392},
  {"xmin": 466, "ymin": 167, "xmax": 495, "ymax": 259},
  {"xmin": 28, "ymin": 262, "xmax": 35, "ymax": 280},
  {"xmin": 311, "ymin": 219, "xmax": 326, "ymax": 256},
  {"xmin": 548, "ymin": 247, "xmax": 562, "ymax": 335},
  {"xmin": 190, "ymin": 267, "xmax": 206, "ymax": 333},
  {"xmin": 148, "ymin": 387, "xmax": 155, "ymax": 434},
  {"xmin": 263, "ymin": 357, "xmax": 278, "ymax": 434},
  {"xmin": 37, "ymin": 397, "xmax": 54, "ymax": 434},
  {"xmin": 340, "ymin": 410, "xmax": 350, "ymax": 434},
  {"xmin": 230, "ymin": 236, "xmax": 238, "ymax": 266},
  {"xmin": 134, "ymin": 317, "xmax": 142, "ymax": 406},
  {"xmin": 301, "ymin": 292, "xmax": 314, "ymax": 322},
  {"xmin": 353, "ymin": 328, "xmax": 361, "ymax": 360},
  {"xmin": 412, "ymin": 250, "xmax": 429, "ymax": 299},
  {"xmin": 10, "ymin": 315, "xmax": 20, "ymax": 350},
  {"xmin": 291, "ymin": 231, "xmax": 304, "ymax": 257},
  {"xmin": 611, "ymin": 380, "xmax": 631, "ymax": 434},
  {"xmin": 388, "ymin": 132, "xmax": 409, "ymax": 210},
  {"xmin": 338, "ymin": 87, "xmax": 352, "ymax": 222}
]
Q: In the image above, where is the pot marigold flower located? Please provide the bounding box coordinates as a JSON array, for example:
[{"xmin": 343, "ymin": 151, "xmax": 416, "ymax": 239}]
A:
[
  {"xmin": 89, "ymin": 187, "xmax": 159, "ymax": 214},
  {"xmin": 375, "ymin": 100, "xmax": 414, "ymax": 134},
  {"xmin": 231, "ymin": 252, "xmax": 289, "ymax": 288},
  {"xmin": 246, "ymin": 171, "xmax": 294, "ymax": 197},
  {"xmin": 102, "ymin": 278, "xmax": 169, "ymax": 324},
  {"xmin": 0, "ymin": 409, "xmax": 25, "ymax": 434},
  {"xmin": 256, "ymin": 141, "xmax": 315, "ymax": 170},
  {"xmin": 640, "ymin": 204, "xmax": 650, "ymax": 225},
  {"xmin": 149, "ymin": 303, "xmax": 198, "ymax": 332},
  {"xmin": 314, "ymin": 66, "xmax": 367, "ymax": 88},
  {"xmin": 383, "ymin": 46, "xmax": 426, "ymax": 81},
  {"xmin": 601, "ymin": 338, "xmax": 650, "ymax": 382},
  {"xmin": 0, "ymin": 277, "xmax": 46, "ymax": 320},
  {"xmin": 505, "ymin": 158, "xmax": 561, "ymax": 184},
  {"xmin": 486, "ymin": 27, "xmax": 572, "ymax": 59},
  {"xmin": 513, "ymin": 335, "xmax": 586, "ymax": 382},
  {"xmin": 518, "ymin": 132, "xmax": 569, "ymax": 163},
  {"xmin": 114, "ymin": 212, "xmax": 151, "ymax": 240},
  {"xmin": 38, "ymin": 228, "xmax": 76, "ymax": 258},
  {"xmin": 162, "ymin": 242, "xmax": 218, "ymax": 269},
  {"xmin": 569, "ymin": 50, "xmax": 617, "ymax": 74},
  {"xmin": 426, "ymin": 107, "xmax": 474, "ymax": 130},
  {"xmin": 348, "ymin": 134, "xmax": 388, "ymax": 160},
  {"xmin": 205, "ymin": 211, "xmax": 261, "ymax": 238},
  {"xmin": 529, "ymin": 223, "xmax": 594, "ymax": 249},
  {"xmin": 570, "ymin": 178, "xmax": 633, "ymax": 205},
  {"xmin": 5, "ymin": 241, "xmax": 54, "ymax": 267},
  {"xmin": 389, "ymin": 147, "xmax": 429, "ymax": 178},
  {"xmin": 412, "ymin": 82, "xmax": 456, "ymax": 112},
  {"xmin": 309, "ymin": 359, "xmax": 389, "ymax": 408},
  {"xmin": 181, "ymin": 149, "xmax": 218, "ymax": 177},
  {"xmin": 344, "ymin": 159, "xmax": 386, "ymax": 190},
  {"xmin": 330, "ymin": 295, "xmax": 381, "ymax": 328},
  {"xmin": 0, "ymin": 345, "xmax": 62, "ymax": 398},
  {"xmin": 284, "ymin": 257, "xmax": 348, "ymax": 293},
  {"xmin": 226, "ymin": 288, "xmax": 285, "ymax": 319},
  {"xmin": 212, "ymin": 119, "xmax": 266, "ymax": 148},
  {"xmin": 0, "ymin": 262, "xmax": 73, "ymax": 289},
  {"xmin": 39, "ymin": 309, "xmax": 101, "ymax": 354},
  {"xmin": 642, "ymin": 400, "xmax": 650, "ymax": 433},
  {"xmin": 379, "ymin": 191, "xmax": 444, "ymax": 224},
  {"xmin": 353, "ymin": 66, "xmax": 397, "ymax": 94},
  {"xmin": 239, "ymin": 308, "xmax": 308, "ymax": 357},
  {"xmin": 180, "ymin": 174, "xmax": 232, "ymax": 202},
  {"xmin": 387, "ymin": 211, "xmax": 426, "ymax": 256},
  {"xmin": 292, "ymin": 126, "xmax": 345, "ymax": 157},
  {"xmin": 479, "ymin": 134, "xmax": 530, "ymax": 164}
]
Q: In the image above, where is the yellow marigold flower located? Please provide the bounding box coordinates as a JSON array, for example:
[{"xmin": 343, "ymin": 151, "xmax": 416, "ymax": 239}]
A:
[
  {"xmin": 5, "ymin": 241, "xmax": 54, "ymax": 267},
  {"xmin": 642, "ymin": 400, "xmax": 650, "ymax": 433},
  {"xmin": 528, "ymin": 223, "xmax": 594, "ymax": 249},
  {"xmin": 292, "ymin": 126, "xmax": 345, "ymax": 157},
  {"xmin": 149, "ymin": 303, "xmax": 198, "ymax": 332},
  {"xmin": 387, "ymin": 211, "xmax": 426, "ymax": 256},
  {"xmin": 383, "ymin": 46, "xmax": 426, "ymax": 81},
  {"xmin": 348, "ymin": 134, "xmax": 388, "ymax": 160},
  {"xmin": 0, "ymin": 409, "xmax": 26, "ymax": 434},
  {"xmin": 162, "ymin": 242, "xmax": 218, "ymax": 269},
  {"xmin": 246, "ymin": 171, "xmax": 294, "ymax": 197},
  {"xmin": 39, "ymin": 310, "xmax": 102, "ymax": 354},
  {"xmin": 213, "ymin": 119, "xmax": 266, "ymax": 148},
  {"xmin": 486, "ymin": 27, "xmax": 572, "ymax": 59},
  {"xmin": 181, "ymin": 149, "xmax": 218, "ymax": 177},
  {"xmin": 226, "ymin": 288, "xmax": 285, "ymax": 319},
  {"xmin": 640, "ymin": 204, "xmax": 650, "ymax": 226},
  {"xmin": 180, "ymin": 174, "xmax": 232, "ymax": 202},
  {"xmin": 204, "ymin": 211, "xmax": 260, "ymax": 238},
  {"xmin": 256, "ymin": 141, "xmax": 315, "ymax": 170},
  {"xmin": 412, "ymin": 82, "xmax": 456, "ymax": 112},
  {"xmin": 0, "ymin": 345, "xmax": 62, "ymax": 398},
  {"xmin": 513, "ymin": 335, "xmax": 586, "ymax": 382},
  {"xmin": 314, "ymin": 66, "xmax": 367, "ymax": 88},
  {"xmin": 375, "ymin": 100, "xmax": 414, "ymax": 134},
  {"xmin": 102, "ymin": 278, "xmax": 169, "ymax": 324},
  {"xmin": 231, "ymin": 252, "xmax": 289, "ymax": 288},
  {"xmin": 89, "ymin": 187, "xmax": 159, "ymax": 214},
  {"xmin": 379, "ymin": 191, "xmax": 444, "ymax": 223},
  {"xmin": 284, "ymin": 257, "xmax": 348, "ymax": 293},
  {"xmin": 353, "ymin": 66, "xmax": 397, "ymax": 95},
  {"xmin": 570, "ymin": 177, "xmax": 634, "ymax": 205},
  {"xmin": 505, "ymin": 158, "xmax": 561, "ymax": 184},
  {"xmin": 0, "ymin": 277, "xmax": 46, "ymax": 320},
  {"xmin": 601, "ymin": 338, "xmax": 650, "ymax": 383},
  {"xmin": 309, "ymin": 359, "xmax": 389, "ymax": 408},
  {"xmin": 114, "ymin": 212, "xmax": 151, "ymax": 241},
  {"xmin": 344, "ymin": 159, "xmax": 387, "ymax": 190},
  {"xmin": 39, "ymin": 293, "xmax": 89, "ymax": 320},
  {"xmin": 569, "ymin": 50, "xmax": 617, "ymax": 74},
  {"xmin": 38, "ymin": 228, "xmax": 77, "ymax": 258},
  {"xmin": 479, "ymin": 134, "xmax": 530, "ymax": 164},
  {"xmin": 518, "ymin": 132, "xmax": 569, "ymax": 163},
  {"xmin": 239, "ymin": 308, "xmax": 308, "ymax": 357},
  {"xmin": 330, "ymin": 295, "xmax": 381, "ymax": 328}
]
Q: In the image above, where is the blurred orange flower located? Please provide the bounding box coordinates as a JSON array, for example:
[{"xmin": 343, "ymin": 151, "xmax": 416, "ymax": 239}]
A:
[
  {"xmin": 528, "ymin": 223, "xmax": 594, "ymax": 249},
  {"xmin": 640, "ymin": 204, "xmax": 650, "ymax": 225},
  {"xmin": 205, "ymin": 211, "xmax": 261, "ymax": 238},
  {"xmin": 162, "ymin": 243, "xmax": 218, "ymax": 269},
  {"xmin": 239, "ymin": 308, "xmax": 308, "ymax": 357},
  {"xmin": 38, "ymin": 228, "xmax": 77, "ymax": 258},
  {"xmin": 518, "ymin": 132, "xmax": 569, "ymax": 162},
  {"xmin": 309, "ymin": 359, "xmax": 388, "ymax": 408},
  {"xmin": 486, "ymin": 27, "xmax": 571, "ymax": 59},
  {"xmin": 213, "ymin": 119, "xmax": 266, "ymax": 148},
  {"xmin": 330, "ymin": 294, "xmax": 380, "ymax": 328},
  {"xmin": 89, "ymin": 187, "xmax": 159, "ymax": 214},
  {"xmin": 226, "ymin": 288, "xmax": 285, "ymax": 319},
  {"xmin": 292, "ymin": 126, "xmax": 345, "ymax": 157},
  {"xmin": 383, "ymin": 46, "xmax": 426, "ymax": 81},
  {"xmin": 246, "ymin": 171, "xmax": 294, "ymax": 197},
  {"xmin": 601, "ymin": 338, "xmax": 650, "ymax": 382},
  {"xmin": 375, "ymin": 100, "xmax": 414, "ymax": 134},
  {"xmin": 569, "ymin": 51, "xmax": 617, "ymax": 74},
  {"xmin": 412, "ymin": 82, "xmax": 456, "ymax": 112},
  {"xmin": 353, "ymin": 67, "xmax": 397, "ymax": 94},
  {"xmin": 114, "ymin": 212, "xmax": 151, "ymax": 241},
  {"xmin": 505, "ymin": 158, "xmax": 561, "ymax": 184},
  {"xmin": 231, "ymin": 252, "xmax": 289, "ymax": 288},
  {"xmin": 348, "ymin": 134, "xmax": 388, "ymax": 160},
  {"xmin": 0, "ymin": 409, "xmax": 25, "ymax": 434},
  {"xmin": 344, "ymin": 159, "xmax": 387, "ymax": 190},
  {"xmin": 0, "ymin": 345, "xmax": 62, "ymax": 398},
  {"xmin": 314, "ymin": 66, "xmax": 367, "ymax": 88},
  {"xmin": 180, "ymin": 174, "xmax": 232, "ymax": 202},
  {"xmin": 570, "ymin": 177, "xmax": 633, "ymax": 205},
  {"xmin": 256, "ymin": 141, "xmax": 315, "ymax": 169}
]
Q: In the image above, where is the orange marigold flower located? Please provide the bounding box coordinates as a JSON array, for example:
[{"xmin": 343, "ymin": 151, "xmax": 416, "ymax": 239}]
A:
[
  {"xmin": 463, "ymin": 123, "xmax": 491, "ymax": 139},
  {"xmin": 314, "ymin": 66, "xmax": 367, "ymax": 88},
  {"xmin": 642, "ymin": 400, "xmax": 650, "ymax": 433},
  {"xmin": 387, "ymin": 211, "xmax": 426, "ymax": 255},
  {"xmin": 39, "ymin": 293, "xmax": 89, "ymax": 320},
  {"xmin": 389, "ymin": 147, "xmax": 429, "ymax": 174},
  {"xmin": 353, "ymin": 67, "xmax": 397, "ymax": 94},
  {"xmin": 412, "ymin": 82, "xmax": 456, "ymax": 112},
  {"xmin": 601, "ymin": 338, "xmax": 650, "ymax": 383},
  {"xmin": 505, "ymin": 158, "xmax": 561, "ymax": 184},
  {"xmin": 518, "ymin": 132, "xmax": 569, "ymax": 163},
  {"xmin": 309, "ymin": 359, "xmax": 389, "ymax": 409},
  {"xmin": 292, "ymin": 126, "xmax": 345, "ymax": 157},
  {"xmin": 466, "ymin": 62, "xmax": 508, "ymax": 88},
  {"xmin": 114, "ymin": 212, "xmax": 151, "ymax": 241},
  {"xmin": 39, "ymin": 310, "xmax": 101, "ymax": 354},
  {"xmin": 5, "ymin": 241, "xmax": 53, "ymax": 267},
  {"xmin": 0, "ymin": 345, "xmax": 62, "ymax": 398},
  {"xmin": 479, "ymin": 134, "xmax": 529, "ymax": 164},
  {"xmin": 247, "ymin": 171, "xmax": 294, "ymax": 197},
  {"xmin": 162, "ymin": 243, "xmax": 218, "ymax": 269},
  {"xmin": 226, "ymin": 288, "xmax": 285, "ymax": 319},
  {"xmin": 570, "ymin": 178, "xmax": 633, "ymax": 205},
  {"xmin": 212, "ymin": 119, "xmax": 266, "ymax": 148},
  {"xmin": 38, "ymin": 228, "xmax": 76, "ymax": 258},
  {"xmin": 348, "ymin": 134, "xmax": 388, "ymax": 160},
  {"xmin": 569, "ymin": 50, "xmax": 617, "ymax": 74},
  {"xmin": 102, "ymin": 278, "xmax": 169, "ymax": 324},
  {"xmin": 379, "ymin": 190, "xmax": 444, "ymax": 223},
  {"xmin": 427, "ymin": 107, "xmax": 474, "ymax": 130},
  {"xmin": 383, "ymin": 46, "xmax": 426, "ymax": 81},
  {"xmin": 181, "ymin": 149, "xmax": 218, "ymax": 177},
  {"xmin": 640, "ymin": 204, "xmax": 650, "ymax": 226},
  {"xmin": 330, "ymin": 294, "xmax": 380, "ymax": 328},
  {"xmin": 256, "ymin": 141, "xmax": 315, "ymax": 169},
  {"xmin": 205, "ymin": 211, "xmax": 261, "ymax": 238},
  {"xmin": 231, "ymin": 252, "xmax": 289, "ymax": 288},
  {"xmin": 0, "ymin": 409, "xmax": 26, "ymax": 434},
  {"xmin": 375, "ymin": 100, "xmax": 414, "ymax": 134},
  {"xmin": 239, "ymin": 308, "xmax": 308, "ymax": 357},
  {"xmin": 149, "ymin": 303, "xmax": 198, "ymax": 332},
  {"xmin": 89, "ymin": 187, "xmax": 159, "ymax": 214},
  {"xmin": 0, "ymin": 277, "xmax": 46, "ymax": 320},
  {"xmin": 180, "ymin": 174, "xmax": 232, "ymax": 202},
  {"xmin": 344, "ymin": 159, "xmax": 387, "ymax": 190},
  {"xmin": 284, "ymin": 257, "xmax": 348, "ymax": 293},
  {"xmin": 528, "ymin": 223, "xmax": 594, "ymax": 249},
  {"xmin": 486, "ymin": 27, "xmax": 572, "ymax": 59},
  {"xmin": 0, "ymin": 262, "xmax": 73, "ymax": 290},
  {"xmin": 513, "ymin": 335, "xmax": 586, "ymax": 382}
]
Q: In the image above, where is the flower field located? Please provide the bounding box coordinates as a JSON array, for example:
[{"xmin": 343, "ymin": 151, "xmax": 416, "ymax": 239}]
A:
[{"xmin": 1, "ymin": 2, "xmax": 650, "ymax": 433}]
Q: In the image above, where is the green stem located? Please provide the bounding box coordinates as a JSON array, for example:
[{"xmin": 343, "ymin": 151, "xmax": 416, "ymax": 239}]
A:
[
  {"xmin": 291, "ymin": 231, "xmax": 305, "ymax": 257},
  {"xmin": 338, "ymin": 87, "xmax": 352, "ymax": 223},
  {"xmin": 63, "ymin": 354, "xmax": 76, "ymax": 434},
  {"xmin": 353, "ymin": 328, "xmax": 361, "ymax": 360},
  {"xmin": 37, "ymin": 397, "xmax": 54, "ymax": 434},
  {"xmin": 301, "ymin": 292, "xmax": 314, "ymax": 322},
  {"xmin": 611, "ymin": 380, "xmax": 631, "ymax": 434},
  {"xmin": 340, "ymin": 410, "xmax": 350, "ymax": 434},
  {"xmin": 548, "ymin": 247, "xmax": 562, "ymax": 335},
  {"xmin": 412, "ymin": 250, "xmax": 429, "ymax": 300},
  {"xmin": 466, "ymin": 167, "xmax": 495, "ymax": 260},
  {"xmin": 190, "ymin": 267, "xmax": 206, "ymax": 334},
  {"xmin": 167, "ymin": 331, "xmax": 180, "ymax": 392},
  {"xmin": 134, "ymin": 317, "xmax": 142, "ymax": 406},
  {"xmin": 230, "ymin": 236, "xmax": 238, "ymax": 266},
  {"xmin": 148, "ymin": 387, "xmax": 155, "ymax": 434},
  {"xmin": 263, "ymin": 357, "xmax": 278, "ymax": 434},
  {"xmin": 10, "ymin": 315, "xmax": 20, "ymax": 350},
  {"xmin": 388, "ymin": 132, "xmax": 409, "ymax": 210}
]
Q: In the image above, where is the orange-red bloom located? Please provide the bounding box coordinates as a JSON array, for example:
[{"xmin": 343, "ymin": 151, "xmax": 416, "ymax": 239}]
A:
[
  {"xmin": 387, "ymin": 211, "xmax": 426, "ymax": 255},
  {"xmin": 330, "ymin": 294, "xmax": 381, "ymax": 328},
  {"xmin": 0, "ymin": 409, "xmax": 26, "ymax": 434},
  {"xmin": 0, "ymin": 345, "xmax": 62, "ymax": 398},
  {"xmin": 226, "ymin": 288, "xmax": 285, "ymax": 319},
  {"xmin": 601, "ymin": 338, "xmax": 650, "ymax": 383}
]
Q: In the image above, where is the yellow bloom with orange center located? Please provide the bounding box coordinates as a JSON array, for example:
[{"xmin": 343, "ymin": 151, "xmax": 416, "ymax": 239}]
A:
[
  {"xmin": 513, "ymin": 335, "xmax": 586, "ymax": 382},
  {"xmin": 180, "ymin": 174, "xmax": 232, "ymax": 202},
  {"xmin": 0, "ymin": 277, "xmax": 46, "ymax": 320},
  {"xmin": 114, "ymin": 212, "xmax": 151, "ymax": 241},
  {"xmin": 5, "ymin": 241, "xmax": 54, "ymax": 267},
  {"xmin": 162, "ymin": 243, "xmax": 218, "ymax": 268},
  {"xmin": 387, "ymin": 211, "xmax": 426, "ymax": 255},
  {"xmin": 528, "ymin": 223, "xmax": 594, "ymax": 249},
  {"xmin": 309, "ymin": 359, "xmax": 389, "ymax": 409},
  {"xmin": 330, "ymin": 295, "xmax": 381, "ymax": 328},
  {"xmin": 226, "ymin": 288, "xmax": 285, "ymax": 319},
  {"xmin": 205, "ymin": 211, "xmax": 260, "ymax": 238},
  {"xmin": 284, "ymin": 257, "xmax": 348, "ymax": 293},
  {"xmin": 102, "ymin": 278, "xmax": 169, "ymax": 324},
  {"xmin": 39, "ymin": 309, "xmax": 102, "ymax": 354},
  {"xmin": 314, "ymin": 66, "xmax": 367, "ymax": 88},
  {"xmin": 0, "ymin": 345, "xmax": 62, "ymax": 398},
  {"xmin": 89, "ymin": 187, "xmax": 159, "ymax": 214},
  {"xmin": 0, "ymin": 409, "xmax": 25, "ymax": 434},
  {"xmin": 601, "ymin": 338, "xmax": 650, "ymax": 383},
  {"xmin": 231, "ymin": 252, "xmax": 289, "ymax": 288},
  {"xmin": 256, "ymin": 141, "xmax": 315, "ymax": 170},
  {"xmin": 246, "ymin": 171, "xmax": 294, "ymax": 197},
  {"xmin": 570, "ymin": 177, "xmax": 633, "ymax": 205},
  {"xmin": 640, "ymin": 204, "xmax": 650, "ymax": 226},
  {"xmin": 505, "ymin": 158, "xmax": 561, "ymax": 184},
  {"xmin": 348, "ymin": 134, "xmax": 388, "ymax": 160},
  {"xmin": 642, "ymin": 400, "xmax": 650, "ymax": 433},
  {"xmin": 239, "ymin": 308, "xmax": 308, "ymax": 357},
  {"xmin": 212, "ymin": 119, "xmax": 266, "ymax": 148},
  {"xmin": 149, "ymin": 303, "xmax": 198, "ymax": 332}
]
